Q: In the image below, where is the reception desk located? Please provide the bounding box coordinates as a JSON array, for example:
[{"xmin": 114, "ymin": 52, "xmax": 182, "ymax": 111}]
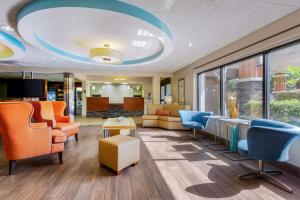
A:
[
  {"xmin": 86, "ymin": 97, "xmax": 144, "ymax": 117},
  {"xmin": 123, "ymin": 97, "xmax": 144, "ymax": 111},
  {"xmin": 87, "ymin": 97, "xmax": 109, "ymax": 112}
]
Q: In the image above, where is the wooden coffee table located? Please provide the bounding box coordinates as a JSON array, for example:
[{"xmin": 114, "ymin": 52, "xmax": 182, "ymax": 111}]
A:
[{"xmin": 102, "ymin": 118, "xmax": 137, "ymax": 138}]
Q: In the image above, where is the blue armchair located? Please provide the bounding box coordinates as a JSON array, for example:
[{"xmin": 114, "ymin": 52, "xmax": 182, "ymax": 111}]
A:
[
  {"xmin": 238, "ymin": 118, "xmax": 299, "ymax": 193},
  {"xmin": 179, "ymin": 110, "xmax": 213, "ymax": 139}
]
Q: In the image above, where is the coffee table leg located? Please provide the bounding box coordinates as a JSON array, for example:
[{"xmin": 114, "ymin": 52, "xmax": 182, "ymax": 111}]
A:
[
  {"xmin": 103, "ymin": 129, "xmax": 109, "ymax": 138},
  {"xmin": 130, "ymin": 129, "xmax": 136, "ymax": 137}
]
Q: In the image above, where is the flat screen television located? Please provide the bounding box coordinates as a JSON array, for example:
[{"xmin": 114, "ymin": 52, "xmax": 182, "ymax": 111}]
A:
[{"xmin": 6, "ymin": 79, "xmax": 47, "ymax": 98}]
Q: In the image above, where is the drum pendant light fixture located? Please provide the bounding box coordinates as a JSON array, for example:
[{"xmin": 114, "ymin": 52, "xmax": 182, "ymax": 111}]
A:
[{"xmin": 90, "ymin": 44, "xmax": 122, "ymax": 64}]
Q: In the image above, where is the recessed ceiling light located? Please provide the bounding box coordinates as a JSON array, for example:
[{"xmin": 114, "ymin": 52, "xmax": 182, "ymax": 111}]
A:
[
  {"xmin": 137, "ymin": 29, "xmax": 153, "ymax": 37},
  {"xmin": 132, "ymin": 40, "xmax": 147, "ymax": 47},
  {"xmin": 188, "ymin": 42, "xmax": 192, "ymax": 47},
  {"xmin": 0, "ymin": 25, "xmax": 14, "ymax": 32}
]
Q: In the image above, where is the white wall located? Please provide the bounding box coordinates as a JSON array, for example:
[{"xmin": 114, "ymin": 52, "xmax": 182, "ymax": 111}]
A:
[
  {"xmin": 172, "ymin": 10, "xmax": 300, "ymax": 167},
  {"xmin": 91, "ymin": 84, "xmax": 133, "ymax": 103}
]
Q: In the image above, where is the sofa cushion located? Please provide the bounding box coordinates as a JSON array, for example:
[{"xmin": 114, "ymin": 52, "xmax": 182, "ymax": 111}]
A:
[
  {"xmin": 163, "ymin": 104, "xmax": 191, "ymax": 117},
  {"xmin": 158, "ymin": 116, "xmax": 181, "ymax": 122},
  {"xmin": 156, "ymin": 109, "xmax": 170, "ymax": 116},
  {"xmin": 142, "ymin": 115, "xmax": 159, "ymax": 120},
  {"xmin": 56, "ymin": 122, "xmax": 80, "ymax": 132},
  {"xmin": 147, "ymin": 104, "xmax": 164, "ymax": 115}
]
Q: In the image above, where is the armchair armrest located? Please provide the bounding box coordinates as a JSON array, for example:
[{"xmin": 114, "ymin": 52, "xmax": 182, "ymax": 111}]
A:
[
  {"xmin": 30, "ymin": 127, "xmax": 52, "ymax": 151},
  {"xmin": 31, "ymin": 122, "xmax": 48, "ymax": 129}
]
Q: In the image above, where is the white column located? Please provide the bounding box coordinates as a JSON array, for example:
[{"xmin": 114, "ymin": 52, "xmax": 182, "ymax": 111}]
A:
[
  {"xmin": 199, "ymin": 73, "xmax": 205, "ymax": 112},
  {"xmin": 63, "ymin": 73, "xmax": 75, "ymax": 120},
  {"xmin": 81, "ymin": 81, "xmax": 87, "ymax": 116},
  {"xmin": 152, "ymin": 75, "xmax": 161, "ymax": 104}
]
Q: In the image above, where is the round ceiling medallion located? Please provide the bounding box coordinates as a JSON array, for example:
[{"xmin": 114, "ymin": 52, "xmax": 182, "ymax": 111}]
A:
[
  {"xmin": 17, "ymin": 0, "xmax": 173, "ymax": 66},
  {"xmin": 0, "ymin": 30, "xmax": 26, "ymax": 60}
]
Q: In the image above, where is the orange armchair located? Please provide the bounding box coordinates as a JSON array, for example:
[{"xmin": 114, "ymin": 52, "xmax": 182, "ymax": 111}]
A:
[
  {"xmin": 0, "ymin": 102, "xmax": 65, "ymax": 174},
  {"xmin": 31, "ymin": 101, "xmax": 80, "ymax": 141}
]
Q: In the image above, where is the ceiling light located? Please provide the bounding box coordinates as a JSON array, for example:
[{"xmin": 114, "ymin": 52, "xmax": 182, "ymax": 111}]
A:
[
  {"xmin": 132, "ymin": 40, "xmax": 147, "ymax": 47},
  {"xmin": 90, "ymin": 48, "xmax": 122, "ymax": 64},
  {"xmin": 0, "ymin": 43, "xmax": 14, "ymax": 59},
  {"xmin": 1, "ymin": 25, "xmax": 14, "ymax": 32},
  {"xmin": 137, "ymin": 29, "xmax": 153, "ymax": 37},
  {"xmin": 127, "ymin": 86, "xmax": 130, "ymax": 89},
  {"xmin": 188, "ymin": 42, "xmax": 192, "ymax": 47},
  {"xmin": 92, "ymin": 85, "xmax": 96, "ymax": 90},
  {"xmin": 114, "ymin": 78, "xmax": 126, "ymax": 81}
]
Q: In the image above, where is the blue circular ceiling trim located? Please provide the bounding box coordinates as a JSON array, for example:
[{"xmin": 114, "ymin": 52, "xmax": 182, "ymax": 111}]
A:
[
  {"xmin": 18, "ymin": 0, "xmax": 173, "ymax": 40},
  {"xmin": 34, "ymin": 33, "xmax": 164, "ymax": 65},
  {"xmin": 0, "ymin": 30, "xmax": 26, "ymax": 52}
]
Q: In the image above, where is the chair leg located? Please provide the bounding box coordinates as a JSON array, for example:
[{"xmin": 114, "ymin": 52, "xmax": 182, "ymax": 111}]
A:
[
  {"xmin": 58, "ymin": 152, "xmax": 63, "ymax": 164},
  {"xmin": 238, "ymin": 160, "xmax": 292, "ymax": 193},
  {"xmin": 193, "ymin": 129, "xmax": 196, "ymax": 139},
  {"xmin": 262, "ymin": 173, "xmax": 293, "ymax": 193},
  {"xmin": 265, "ymin": 170, "xmax": 282, "ymax": 175},
  {"xmin": 238, "ymin": 172, "xmax": 260, "ymax": 179},
  {"xmin": 75, "ymin": 133, "xmax": 78, "ymax": 141},
  {"xmin": 9, "ymin": 160, "xmax": 16, "ymax": 175}
]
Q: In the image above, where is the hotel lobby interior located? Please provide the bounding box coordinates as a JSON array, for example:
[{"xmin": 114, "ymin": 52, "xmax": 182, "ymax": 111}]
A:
[{"xmin": 1, "ymin": 0, "xmax": 300, "ymax": 199}]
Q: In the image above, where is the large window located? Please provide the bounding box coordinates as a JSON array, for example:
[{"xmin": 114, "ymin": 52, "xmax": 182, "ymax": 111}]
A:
[
  {"xmin": 268, "ymin": 43, "xmax": 300, "ymax": 126},
  {"xmin": 198, "ymin": 68, "xmax": 221, "ymax": 115},
  {"xmin": 197, "ymin": 41, "xmax": 300, "ymax": 126},
  {"xmin": 224, "ymin": 55, "xmax": 263, "ymax": 119}
]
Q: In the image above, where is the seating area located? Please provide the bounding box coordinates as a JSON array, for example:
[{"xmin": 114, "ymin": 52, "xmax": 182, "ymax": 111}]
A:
[
  {"xmin": 1, "ymin": 1, "xmax": 300, "ymax": 199},
  {"xmin": 142, "ymin": 104, "xmax": 191, "ymax": 130}
]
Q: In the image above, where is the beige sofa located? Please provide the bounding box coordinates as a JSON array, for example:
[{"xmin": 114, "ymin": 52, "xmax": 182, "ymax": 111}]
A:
[{"xmin": 142, "ymin": 104, "xmax": 191, "ymax": 130}]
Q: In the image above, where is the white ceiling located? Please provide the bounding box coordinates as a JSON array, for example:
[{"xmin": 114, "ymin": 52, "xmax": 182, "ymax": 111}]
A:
[{"xmin": 0, "ymin": 0, "xmax": 299, "ymax": 76}]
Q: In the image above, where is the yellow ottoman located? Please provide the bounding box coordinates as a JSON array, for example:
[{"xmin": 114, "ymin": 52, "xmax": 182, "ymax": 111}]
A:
[{"xmin": 99, "ymin": 135, "xmax": 140, "ymax": 175}]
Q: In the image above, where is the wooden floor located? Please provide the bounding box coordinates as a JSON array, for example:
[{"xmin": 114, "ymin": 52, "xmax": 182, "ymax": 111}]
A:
[{"xmin": 0, "ymin": 126, "xmax": 300, "ymax": 199}]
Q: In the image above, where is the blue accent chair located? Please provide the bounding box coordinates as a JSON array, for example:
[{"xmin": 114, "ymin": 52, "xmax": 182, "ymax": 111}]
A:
[
  {"xmin": 178, "ymin": 110, "xmax": 213, "ymax": 139},
  {"xmin": 238, "ymin": 118, "xmax": 299, "ymax": 193}
]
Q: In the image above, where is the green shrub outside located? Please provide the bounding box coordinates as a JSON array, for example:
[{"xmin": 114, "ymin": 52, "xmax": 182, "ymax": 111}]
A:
[{"xmin": 244, "ymin": 99, "xmax": 300, "ymax": 125}]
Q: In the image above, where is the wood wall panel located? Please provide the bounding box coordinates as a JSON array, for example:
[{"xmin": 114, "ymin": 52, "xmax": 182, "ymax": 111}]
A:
[
  {"xmin": 123, "ymin": 97, "xmax": 144, "ymax": 111},
  {"xmin": 87, "ymin": 97, "xmax": 109, "ymax": 112}
]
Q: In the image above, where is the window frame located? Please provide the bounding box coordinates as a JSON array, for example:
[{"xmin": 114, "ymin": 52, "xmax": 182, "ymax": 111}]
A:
[
  {"xmin": 196, "ymin": 39, "xmax": 300, "ymax": 121},
  {"xmin": 197, "ymin": 67, "xmax": 222, "ymax": 114}
]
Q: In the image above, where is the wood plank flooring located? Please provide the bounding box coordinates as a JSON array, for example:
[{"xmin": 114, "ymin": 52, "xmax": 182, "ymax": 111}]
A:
[{"xmin": 0, "ymin": 125, "xmax": 300, "ymax": 199}]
